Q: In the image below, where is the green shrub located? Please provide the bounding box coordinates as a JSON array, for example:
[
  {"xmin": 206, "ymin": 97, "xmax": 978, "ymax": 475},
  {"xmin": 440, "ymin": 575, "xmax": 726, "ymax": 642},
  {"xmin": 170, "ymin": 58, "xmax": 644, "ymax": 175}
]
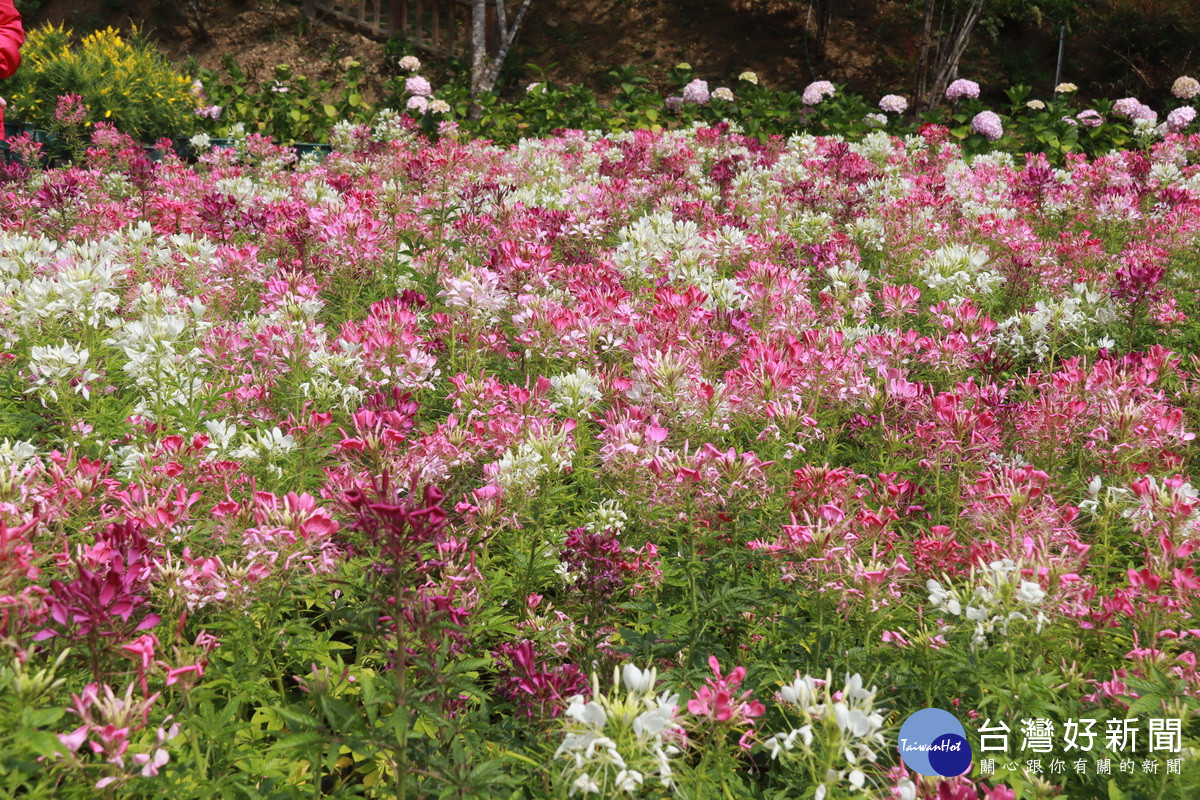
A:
[
  {"xmin": 194, "ymin": 58, "xmax": 376, "ymax": 144},
  {"xmin": 0, "ymin": 24, "xmax": 199, "ymax": 141}
]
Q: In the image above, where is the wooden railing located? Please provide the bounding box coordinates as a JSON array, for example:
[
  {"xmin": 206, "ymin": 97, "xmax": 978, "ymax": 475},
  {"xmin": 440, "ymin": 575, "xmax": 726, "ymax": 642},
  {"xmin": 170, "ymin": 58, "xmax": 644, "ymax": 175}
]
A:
[{"xmin": 303, "ymin": 0, "xmax": 503, "ymax": 59}]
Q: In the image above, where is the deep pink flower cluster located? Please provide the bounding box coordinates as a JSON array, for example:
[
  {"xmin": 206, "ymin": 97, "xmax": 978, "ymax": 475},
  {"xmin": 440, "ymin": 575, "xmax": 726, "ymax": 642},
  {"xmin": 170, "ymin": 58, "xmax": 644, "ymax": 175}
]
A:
[
  {"xmin": 688, "ymin": 656, "xmax": 764, "ymax": 747},
  {"xmin": 1, "ymin": 111, "xmax": 1199, "ymax": 795},
  {"xmin": 492, "ymin": 639, "xmax": 590, "ymax": 718}
]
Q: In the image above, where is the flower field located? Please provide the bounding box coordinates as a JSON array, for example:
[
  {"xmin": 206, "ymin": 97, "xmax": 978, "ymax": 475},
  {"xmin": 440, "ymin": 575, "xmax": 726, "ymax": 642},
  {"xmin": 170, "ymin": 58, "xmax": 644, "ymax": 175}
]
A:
[{"xmin": 1, "ymin": 116, "xmax": 1200, "ymax": 799}]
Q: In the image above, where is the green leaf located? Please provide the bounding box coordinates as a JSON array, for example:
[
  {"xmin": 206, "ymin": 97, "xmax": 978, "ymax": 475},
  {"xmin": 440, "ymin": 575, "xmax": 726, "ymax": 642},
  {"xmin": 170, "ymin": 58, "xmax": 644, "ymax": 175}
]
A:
[
  {"xmin": 270, "ymin": 731, "xmax": 325, "ymax": 752},
  {"xmin": 28, "ymin": 707, "xmax": 65, "ymax": 727},
  {"xmin": 24, "ymin": 730, "xmax": 65, "ymax": 758},
  {"xmin": 273, "ymin": 705, "xmax": 321, "ymax": 729}
]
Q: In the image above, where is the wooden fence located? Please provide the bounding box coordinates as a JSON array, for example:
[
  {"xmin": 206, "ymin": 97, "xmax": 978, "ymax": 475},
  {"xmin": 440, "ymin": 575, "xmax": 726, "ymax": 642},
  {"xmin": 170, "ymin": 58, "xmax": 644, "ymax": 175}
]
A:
[{"xmin": 303, "ymin": 0, "xmax": 503, "ymax": 59}]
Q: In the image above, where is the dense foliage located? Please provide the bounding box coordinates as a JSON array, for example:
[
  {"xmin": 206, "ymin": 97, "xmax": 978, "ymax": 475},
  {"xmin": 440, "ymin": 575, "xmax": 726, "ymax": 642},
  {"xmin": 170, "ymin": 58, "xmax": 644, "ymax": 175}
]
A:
[
  {"xmin": 0, "ymin": 25, "xmax": 199, "ymax": 141},
  {"xmin": 0, "ymin": 111, "xmax": 1198, "ymax": 798},
  {"xmin": 192, "ymin": 56, "xmax": 1200, "ymax": 163}
]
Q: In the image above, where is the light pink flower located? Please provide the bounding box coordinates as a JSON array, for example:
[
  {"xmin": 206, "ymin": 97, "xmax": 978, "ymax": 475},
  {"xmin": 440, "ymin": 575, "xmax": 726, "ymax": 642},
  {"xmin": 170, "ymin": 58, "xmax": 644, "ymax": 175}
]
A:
[
  {"xmin": 1167, "ymin": 105, "xmax": 1197, "ymax": 133},
  {"xmin": 971, "ymin": 110, "xmax": 1003, "ymax": 141},
  {"xmin": 405, "ymin": 75, "xmax": 432, "ymax": 97},
  {"xmin": 802, "ymin": 80, "xmax": 836, "ymax": 105},
  {"xmin": 945, "ymin": 79, "xmax": 980, "ymax": 101},
  {"xmin": 683, "ymin": 79, "xmax": 711, "ymax": 104}
]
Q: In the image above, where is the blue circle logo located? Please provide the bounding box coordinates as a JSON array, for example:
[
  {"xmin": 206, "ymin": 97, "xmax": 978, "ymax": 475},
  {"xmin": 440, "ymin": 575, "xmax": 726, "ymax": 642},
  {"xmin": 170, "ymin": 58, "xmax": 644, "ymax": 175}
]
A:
[{"xmin": 897, "ymin": 708, "xmax": 972, "ymax": 777}]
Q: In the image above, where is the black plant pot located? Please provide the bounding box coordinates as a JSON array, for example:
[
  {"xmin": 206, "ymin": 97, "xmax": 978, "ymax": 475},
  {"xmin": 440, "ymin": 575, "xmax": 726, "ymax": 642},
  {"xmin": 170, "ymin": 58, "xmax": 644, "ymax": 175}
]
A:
[{"xmin": 293, "ymin": 143, "xmax": 333, "ymax": 161}]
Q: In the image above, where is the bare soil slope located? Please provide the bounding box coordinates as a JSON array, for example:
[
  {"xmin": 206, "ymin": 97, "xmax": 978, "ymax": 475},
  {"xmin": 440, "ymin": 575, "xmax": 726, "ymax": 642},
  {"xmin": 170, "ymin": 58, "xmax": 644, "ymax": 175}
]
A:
[{"xmin": 29, "ymin": 0, "xmax": 903, "ymax": 98}]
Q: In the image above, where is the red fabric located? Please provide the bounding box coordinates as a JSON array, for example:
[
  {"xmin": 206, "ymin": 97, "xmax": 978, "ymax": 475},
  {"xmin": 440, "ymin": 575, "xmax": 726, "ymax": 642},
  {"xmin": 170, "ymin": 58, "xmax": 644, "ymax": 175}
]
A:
[
  {"xmin": 0, "ymin": 0, "xmax": 23, "ymax": 79},
  {"xmin": 0, "ymin": 0, "xmax": 23, "ymax": 138}
]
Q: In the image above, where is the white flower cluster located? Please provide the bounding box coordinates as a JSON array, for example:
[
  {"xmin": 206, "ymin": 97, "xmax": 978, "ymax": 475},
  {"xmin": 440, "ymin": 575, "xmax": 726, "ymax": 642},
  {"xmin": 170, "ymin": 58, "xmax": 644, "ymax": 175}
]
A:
[
  {"xmin": 200, "ymin": 419, "xmax": 296, "ymax": 478},
  {"xmin": 106, "ymin": 283, "xmax": 210, "ymax": 422},
  {"xmin": 550, "ymin": 368, "xmax": 603, "ymax": 417},
  {"xmin": 371, "ymin": 108, "xmax": 413, "ymax": 144},
  {"xmin": 27, "ymin": 341, "xmax": 101, "ymax": 404},
  {"xmin": 224, "ymin": 427, "xmax": 298, "ymax": 480},
  {"xmin": 926, "ymin": 559, "xmax": 1047, "ymax": 649},
  {"xmin": 917, "ymin": 243, "xmax": 1002, "ymax": 301},
  {"xmin": 850, "ymin": 131, "xmax": 902, "ymax": 166},
  {"xmin": 507, "ymin": 140, "xmax": 589, "ymax": 208},
  {"xmin": 1132, "ymin": 117, "xmax": 1162, "ymax": 146},
  {"xmin": 493, "ymin": 427, "xmax": 574, "ymax": 494},
  {"xmin": 991, "ymin": 282, "xmax": 1119, "ymax": 359},
  {"xmin": 585, "ymin": 498, "xmax": 629, "ymax": 534},
  {"xmin": 556, "ymin": 666, "xmax": 681, "ymax": 796},
  {"xmin": 440, "ymin": 267, "xmax": 509, "ymax": 325},
  {"xmin": 768, "ymin": 672, "xmax": 887, "ymax": 800},
  {"xmin": 0, "ymin": 438, "xmax": 37, "ymax": 467},
  {"xmin": 298, "ymin": 341, "xmax": 367, "ymax": 410},
  {"xmin": 612, "ymin": 211, "xmax": 749, "ymax": 310},
  {"xmin": 6, "ymin": 240, "xmax": 125, "ymax": 337}
]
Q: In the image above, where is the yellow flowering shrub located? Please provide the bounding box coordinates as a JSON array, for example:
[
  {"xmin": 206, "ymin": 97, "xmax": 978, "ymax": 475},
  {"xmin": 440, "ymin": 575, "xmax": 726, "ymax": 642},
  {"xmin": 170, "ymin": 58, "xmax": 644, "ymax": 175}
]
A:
[{"xmin": 0, "ymin": 24, "xmax": 199, "ymax": 141}]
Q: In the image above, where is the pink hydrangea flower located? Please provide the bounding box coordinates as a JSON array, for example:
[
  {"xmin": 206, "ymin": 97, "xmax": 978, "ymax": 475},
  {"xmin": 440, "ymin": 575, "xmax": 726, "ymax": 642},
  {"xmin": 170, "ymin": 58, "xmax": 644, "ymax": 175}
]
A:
[
  {"xmin": 945, "ymin": 79, "xmax": 980, "ymax": 101},
  {"xmin": 1112, "ymin": 97, "xmax": 1141, "ymax": 117},
  {"xmin": 802, "ymin": 80, "xmax": 836, "ymax": 105},
  {"xmin": 1167, "ymin": 106, "xmax": 1197, "ymax": 133},
  {"xmin": 683, "ymin": 79, "xmax": 711, "ymax": 104},
  {"xmin": 405, "ymin": 76, "xmax": 432, "ymax": 97},
  {"xmin": 971, "ymin": 110, "xmax": 1003, "ymax": 141},
  {"xmin": 879, "ymin": 94, "xmax": 907, "ymax": 114},
  {"xmin": 1113, "ymin": 97, "xmax": 1156, "ymax": 122}
]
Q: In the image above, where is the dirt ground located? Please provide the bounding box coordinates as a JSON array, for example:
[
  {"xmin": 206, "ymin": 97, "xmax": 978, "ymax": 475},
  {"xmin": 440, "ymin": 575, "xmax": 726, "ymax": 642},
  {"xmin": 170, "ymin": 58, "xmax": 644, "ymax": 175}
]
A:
[{"xmin": 28, "ymin": 0, "xmax": 904, "ymax": 99}]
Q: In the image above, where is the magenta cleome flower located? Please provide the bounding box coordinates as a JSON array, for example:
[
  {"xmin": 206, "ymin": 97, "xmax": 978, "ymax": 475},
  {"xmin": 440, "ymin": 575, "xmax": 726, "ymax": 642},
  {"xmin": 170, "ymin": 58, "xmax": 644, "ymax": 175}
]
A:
[
  {"xmin": 688, "ymin": 656, "xmax": 765, "ymax": 747},
  {"xmin": 54, "ymin": 94, "xmax": 88, "ymax": 126}
]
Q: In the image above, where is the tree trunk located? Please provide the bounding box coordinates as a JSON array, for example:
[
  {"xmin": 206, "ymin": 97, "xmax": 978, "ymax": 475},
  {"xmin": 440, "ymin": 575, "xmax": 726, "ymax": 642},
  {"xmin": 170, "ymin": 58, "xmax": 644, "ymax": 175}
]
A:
[
  {"xmin": 928, "ymin": 0, "xmax": 984, "ymax": 102},
  {"xmin": 915, "ymin": 0, "xmax": 985, "ymax": 108},
  {"xmin": 915, "ymin": 0, "xmax": 936, "ymax": 105},
  {"xmin": 814, "ymin": 0, "xmax": 832, "ymax": 61},
  {"xmin": 469, "ymin": 0, "xmax": 489, "ymax": 119},
  {"xmin": 180, "ymin": 0, "xmax": 212, "ymax": 42},
  {"xmin": 469, "ymin": 0, "xmax": 535, "ymax": 117}
]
